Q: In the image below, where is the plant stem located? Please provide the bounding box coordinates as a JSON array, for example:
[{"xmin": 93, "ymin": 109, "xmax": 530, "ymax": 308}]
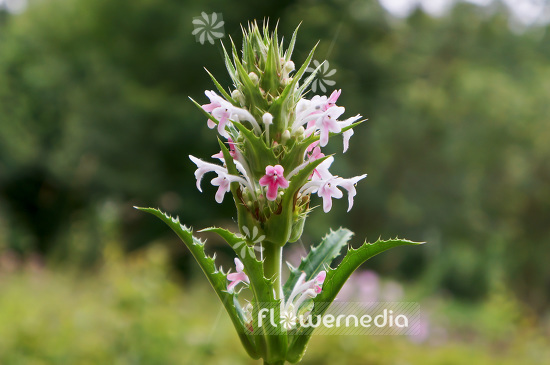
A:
[
  {"xmin": 263, "ymin": 241, "xmax": 283, "ymax": 299},
  {"xmin": 262, "ymin": 241, "xmax": 287, "ymax": 364}
]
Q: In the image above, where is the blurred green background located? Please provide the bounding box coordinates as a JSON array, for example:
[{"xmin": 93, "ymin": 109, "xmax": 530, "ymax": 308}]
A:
[{"xmin": 0, "ymin": 0, "xmax": 549, "ymax": 363}]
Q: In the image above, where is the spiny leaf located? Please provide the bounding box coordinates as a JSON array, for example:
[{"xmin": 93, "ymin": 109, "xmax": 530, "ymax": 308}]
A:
[
  {"xmin": 232, "ymin": 122, "xmax": 278, "ymax": 176},
  {"xmin": 283, "ymin": 228, "xmax": 353, "ymax": 299},
  {"xmin": 221, "ymin": 42, "xmax": 239, "ymax": 87},
  {"xmin": 278, "ymin": 42, "xmax": 317, "ymax": 102},
  {"xmin": 261, "ymin": 40, "xmax": 280, "ymax": 94},
  {"xmin": 284, "ymin": 24, "xmax": 301, "ymax": 63},
  {"xmin": 231, "ymin": 37, "xmax": 268, "ymax": 111},
  {"xmin": 134, "ymin": 207, "xmax": 260, "ymax": 359},
  {"xmin": 286, "ymin": 237, "xmax": 423, "ymax": 363}
]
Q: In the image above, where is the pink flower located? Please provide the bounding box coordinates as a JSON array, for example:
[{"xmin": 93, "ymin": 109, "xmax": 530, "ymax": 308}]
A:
[
  {"xmin": 211, "ymin": 174, "xmax": 231, "ymax": 203},
  {"xmin": 316, "ymin": 106, "xmax": 345, "ymax": 147},
  {"xmin": 202, "ymin": 91, "xmax": 232, "ymax": 133},
  {"xmin": 338, "ymin": 174, "xmax": 367, "ymax": 212},
  {"xmin": 259, "ymin": 165, "xmax": 289, "ymax": 201},
  {"xmin": 189, "ymin": 155, "xmax": 254, "ymax": 202},
  {"xmin": 300, "ymin": 160, "xmax": 367, "ymax": 212},
  {"xmin": 311, "ymin": 271, "xmax": 326, "ymax": 294},
  {"xmin": 189, "ymin": 155, "xmax": 227, "ymax": 192},
  {"xmin": 202, "ymin": 91, "xmax": 261, "ymax": 138},
  {"xmin": 202, "ymin": 90, "xmax": 227, "ymax": 112},
  {"xmin": 317, "ymin": 177, "xmax": 344, "ymax": 213},
  {"xmin": 211, "ymin": 106, "xmax": 232, "ymax": 138},
  {"xmin": 227, "ymin": 258, "xmax": 249, "ymax": 292},
  {"xmin": 311, "ymin": 156, "xmax": 334, "ymax": 181},
  {"xmin": 283, "ymin": 271, "xmax": 327, "ymax": 319},
  {"xmin": 306, "ymin": 142, "xmax": 326, "ymax": 179}
]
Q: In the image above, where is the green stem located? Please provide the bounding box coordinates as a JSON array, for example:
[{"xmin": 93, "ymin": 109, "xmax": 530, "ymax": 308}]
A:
[
  {"xmin": 263, "ymin": 241, "xmax": 283, "ymax": 299},
  {"xmin": 261, "ymin": 241, "xmax": 287, "ymax": 364}
]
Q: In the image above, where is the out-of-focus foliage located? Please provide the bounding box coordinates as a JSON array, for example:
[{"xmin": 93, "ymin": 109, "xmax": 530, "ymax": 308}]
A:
[
  {"xmin": 0, "ymin": 0, "xmax": 549, "ymax": 313},
  {"xmin": 0, "ymin": 246, "xmax": 548, "ymax": 364}
]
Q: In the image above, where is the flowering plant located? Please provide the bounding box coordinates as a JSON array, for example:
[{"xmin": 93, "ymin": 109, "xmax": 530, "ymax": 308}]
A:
[{"xmin": 137, "ymin": 22, "xmax": 420, "ymax": 365}]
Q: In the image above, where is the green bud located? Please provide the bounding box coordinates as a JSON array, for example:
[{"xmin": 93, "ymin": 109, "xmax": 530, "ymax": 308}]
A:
[
  {"xmin": 281, "ymin": 130, "xmax": 291, "ymax": 144},
  {"xmin": 231, "ymin": 89, "xmax": 245, "ymax": 106},
  {"xmin": 294, "ymin": 126, "xmax": 305, "ymax": 138},
  {"xmin": 248, "ymin": 72, "xmax": 259, "ymax": 85}
]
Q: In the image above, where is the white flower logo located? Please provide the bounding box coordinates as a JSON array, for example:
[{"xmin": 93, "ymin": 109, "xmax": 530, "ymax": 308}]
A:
[
  {"xmin": 232, "ymin": 226, "xmax": 265, "ymax": 258},
  {"xmin": 306, "ymin": 60, "xmax": 337, "ymax": 93},
  {"xmin": 192, "ymin": 12, "xmax": 225, "ymax": 45},
  {"xmin": 280, "ymin": 305, "xmax": 298, "ymax": 330}
]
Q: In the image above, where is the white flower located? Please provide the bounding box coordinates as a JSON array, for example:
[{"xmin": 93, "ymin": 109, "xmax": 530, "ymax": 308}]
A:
[
  {"xmin": 281, "ymin": 271, "xmax": 327, "ymax": 328},
  {"xmin": 300, "ymin": 158, "xmax": 367, "ymax": 213},
  {"xmin": 189, "ymin": 155, "xmax": 254, "ymax": 203}
]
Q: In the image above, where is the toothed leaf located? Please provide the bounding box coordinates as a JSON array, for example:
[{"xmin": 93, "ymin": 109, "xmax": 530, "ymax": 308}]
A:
[
  {"xmin": 286, "ymin": 238, "xmax": 423, "ymax": 363},
  {"xmin": 283, "ymin": 228, "xmax": 353, "ymax": 299},
  {"xmin": 134, "ymin": 207, "xmax": 260, "ymax": 359}
]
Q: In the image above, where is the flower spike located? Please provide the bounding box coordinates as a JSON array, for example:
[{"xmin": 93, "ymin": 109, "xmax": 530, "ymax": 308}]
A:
[{"xmin": 139, "ymin": 22, "xmax": 420, "ymax": 365}]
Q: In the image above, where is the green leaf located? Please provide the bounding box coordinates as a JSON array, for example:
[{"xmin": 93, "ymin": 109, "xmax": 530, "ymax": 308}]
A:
[
  {"xmin": 231, "ymin": 38, "xmax": 268, "ymax": 112},
  {"xmin": 279, "ymin": 42, "xmax": 317, "ymax": 101},
  {"xmin": 221, "ymin": 42, "xmax": 239, "ymax": 87},
  {"xmin": 232, "ymin": 122, "xmax": 278, "ymax": 177},
  {"xmin": 286, "ymin": 238, "xmax": 423, "ymax": 363},
  {"xmin": 284, "ymin": 24, "xmax": 300, "ymax": 63},
  {"xmin": 268, "ymin": 43, "xmax": 317, "ymax": 134},
  {"xmin": 217, "ymin": 138, "xmax": 239, "ymax": 176},
  {"xmin": 134, "ymin": 207, "xmax": 260, "ymax": 359},
  {"xmin": 261, "ymin": 40, "xmax": 280, "ymax": 94},
  {"xmin": 283, "ymin": 228, "xmax": 353, "ymax": 299}
]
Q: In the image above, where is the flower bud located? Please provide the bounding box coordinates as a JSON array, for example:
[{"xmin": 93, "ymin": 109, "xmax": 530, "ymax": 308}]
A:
[
  {"xmin": 231, "ymin": 89, "xmax": 245, "ymax": 106},
  {"xmin": 283, "ymin": 60, "xmax": 295, "ymax": 73},
  {"xmin": 248, "ymin": 72, "xmax": 259, "ymax": 85},
  {"xmin": 293, "ymin": 126, "xmax": 305, "ymax": 138},
  {"xmin": 282, "ymin": 60, "xmax": 295, "ymax": 79},
  {"xmin": 281, "ymin": 130, "xmax": 291, "ymax": 144}
]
